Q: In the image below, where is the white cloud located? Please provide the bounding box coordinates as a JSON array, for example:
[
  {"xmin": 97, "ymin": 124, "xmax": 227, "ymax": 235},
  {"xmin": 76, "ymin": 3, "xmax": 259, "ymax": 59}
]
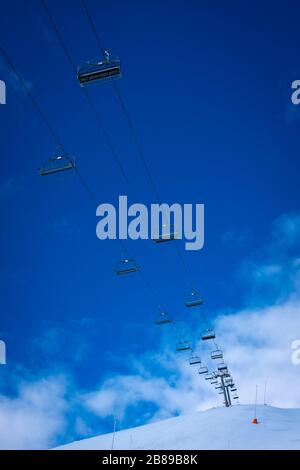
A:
[
  {"xmin": 83, "ymin": 211, "xmax": 300, "ymax": 426},
  {"xmin": 83, "ymin": 366, "xmax": 218, "ymax": 425},
  {"xmin": 1, "ymin": 211, "xmax": 300, "ymax": 448},
  {"xmin": 82, "ymin": 295, "xmax": 300, "ymax": 425},
  {"xmin": 215, "ymin": 297, "xmax": 300, "ymax": 408},
  {"xmin": 0, "ymin": 376, "xmax": 68, "ymax": 449}
]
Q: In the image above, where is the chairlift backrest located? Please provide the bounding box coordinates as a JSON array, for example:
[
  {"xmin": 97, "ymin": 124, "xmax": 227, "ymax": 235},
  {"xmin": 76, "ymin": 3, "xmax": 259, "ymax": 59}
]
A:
[
  {"xmin": 189, "ymin": 356, "xmax": 201, "ymax": 365},
  {"xmin": 205, "ymin": 373, "xmax": 214, "ymax": 381},
  {"xmin": 39, "ymin": 154, "xmax": 75, "ymax": 176},
  {"xmin": 176, "ymin": 341, "xmax": 191, "ymax": 352},
  {"xmin": 217, "ymin": 362, "xmax": 228, "ymax": 371},
  {"xmin": 77, "ymin": 56, "xmax": 121, "ymax": 86},
  {"xmin": 115, "ymin": 258, "xmax": 139, "ymax": 275},
  {"xmin": 153, "ymin": 224, "xmax": 178, "ymax": 243},
  {"xmin": 185, "ymin": 291, "xmax": 203, "ymax": 308},
  {"xmin": 202, "ymin": 330, "xmax": 216, "ymax": 341},
  {"xmin": 198, "ymin": 365, "xmax": 208, "ymax": 375},
  {"xmin": 154, "ymin": 312, "xmax": 172, "ymax": 325},
  {"xmin": 211, "ymin": 349, "xmax": 223, "ymax": 360}
]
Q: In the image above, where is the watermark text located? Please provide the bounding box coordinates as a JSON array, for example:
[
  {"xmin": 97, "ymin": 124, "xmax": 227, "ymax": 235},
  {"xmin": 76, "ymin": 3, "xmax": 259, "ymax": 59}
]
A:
[
  {"xmin": 291, "ymin": 339, "xmax": 300, "ymax": 365},
  {"xmin": 96, "ymin": 196, "xmax": 204, "ymax": 251},
  {"xmin": 0, "ymin": 80, "xmax": 6, "ymax": 105},
  {"xmin": 0, "ymin": 340, "xmax": 6, "ymax": 365}
]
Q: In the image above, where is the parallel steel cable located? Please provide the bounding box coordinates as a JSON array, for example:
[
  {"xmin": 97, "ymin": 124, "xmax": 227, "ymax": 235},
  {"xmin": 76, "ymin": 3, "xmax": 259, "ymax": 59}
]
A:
[
  {"xmin": 39, "ymin": 0, "xmax": 192, "ymax": 335},
  {"xmin": 112, "ymin": 81, "xmax": 161, "ymax": 204},
  {"xmin": 2, "ymin": 18, "xmax": 229, "ymax": 400},
  {"xmin": 39, "ymin": 0, "xmax": 169, "ymax": 315},
  {"xmin": 40, "ymin": 0, "xmax": 139, "ymax": 203},
  {"xmin": 0, "ymin": 43, "xmax": 165, "ymax": 318},
  {"xmin": 80, "ymin": 0, "xmax": 198, "ymax": 293},
  {"xmin": 0, "ymin": 46, "xmax": 63, "ymax": 149},
  {"xmin": 40, "ymin": 0, "xmax": 213, "ymax": 375},
  {"xmin": 0, "ymin": 45, "xmax": 99, "ymax": 207},
  {"xmin": 81, "ymin": 0, "xmax": 160, "ymax": 202},
  {"xmin": 80, "ymin": 0, "xmax": 106, "ymax": 57}
]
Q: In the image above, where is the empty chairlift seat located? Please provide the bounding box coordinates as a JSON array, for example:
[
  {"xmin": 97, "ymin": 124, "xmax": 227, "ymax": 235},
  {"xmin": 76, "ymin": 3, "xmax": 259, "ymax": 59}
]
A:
[
  {"xmin": 39, "ymin": 151, "xmax": 75, "ymax": 176},
  {"xmin": 225, "ymin": 378, "xmax": 233, "ymax": 386},
  {"xmin": 154, "ymin": 312, "xmax": 172, "ymax": 325},
  {"xmin": 153, "ymin": 224, "xmax": 178, "ymax": 243},
  {"xmin": 198, "ymin": 365, "xmax": 208, "ymax": 375},
  {"xmin": 201, "ymin": 329, "xmax": 216, "ymax": 341},
  {"xmin": 176, "ymin": 341, "xmax": 191, "ymax": 352},
  {"xmin": 189, "ymin": 355, "xmax": 201, "ymax": 365},
  {"xmin": 211, "ymin": 349, "xmax": 223, "ymax": 360},
  {"xmin": 211, "ymin": 379, "xmax": 218, "ymax": 385},
  {"xmin": 217, "ymin": 362, "xmax": 228, "ymax": 372},
  {"xmin": 115, "ymin": 258, "xmax": 139, "ymax": 275},
  {"xmin": 205, "ymin": 373, "xmax": 214, "ymax": 381},
  {"xmin": 77, "ymin": 51, "xmax": 121, "ymax": 86},
  {"xmin": 185, "ymin": 291, "xmax": 203, "ymax": 308}
]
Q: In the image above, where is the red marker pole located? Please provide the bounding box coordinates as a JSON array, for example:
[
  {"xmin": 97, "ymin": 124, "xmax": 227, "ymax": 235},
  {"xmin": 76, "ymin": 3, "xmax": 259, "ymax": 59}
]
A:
[{"xmin": 252, "ymin": 385, "xmax": 259, "ymax": 424}]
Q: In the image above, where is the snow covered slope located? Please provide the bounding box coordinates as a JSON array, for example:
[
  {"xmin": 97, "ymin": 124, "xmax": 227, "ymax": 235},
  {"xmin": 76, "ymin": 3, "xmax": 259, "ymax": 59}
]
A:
[{"xmin": 57, "ymin": 405, "xmax": 300, "ymax": 450}]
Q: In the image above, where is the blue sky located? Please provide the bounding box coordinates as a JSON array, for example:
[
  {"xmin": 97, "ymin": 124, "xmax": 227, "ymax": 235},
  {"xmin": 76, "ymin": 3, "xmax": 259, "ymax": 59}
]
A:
[{"xmin": 1, "ymin": 0, "xmax": 300, "ymax": 449}]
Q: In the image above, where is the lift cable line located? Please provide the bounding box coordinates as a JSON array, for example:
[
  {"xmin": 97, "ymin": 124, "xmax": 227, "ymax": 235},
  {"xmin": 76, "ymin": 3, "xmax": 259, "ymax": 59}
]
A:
[
  {"xmin": 42, "ymin": 1, "xmax": 236, "ymax": 402},
  {"xmin": 2, "ymin": 20, "xmax": 237, "ymax": 407},
  {"xmin": 40, "ymin": 0, "xmax": 138, "ymax": 203},
  {"xmin": 37, "ymin": 2, "xmax": 237, "ymax": 403},
  {"xmin": 39, "ymin": 0, "xmax": 179, "ymax": 326},
  {"xmin": 80, "ymin": 0, "xmax": 160, "ymax": 203},
  {"xmin": 0, "ymin": 44, "xmax": 167, "ymax": 323},
  {"xmin": 39, "ymin": 0, "xmax": 194, "ymax": 340},
  {"xmin": 79, "ymin": 0, "xmax": 198, "ymax": 294},
  {"xmin": 81, "ymin": 1, "xmax": 170, "ymax": 223},
  {"xmin": 0, "ymin": 45, "xmax": 99, "ymax": 207}
]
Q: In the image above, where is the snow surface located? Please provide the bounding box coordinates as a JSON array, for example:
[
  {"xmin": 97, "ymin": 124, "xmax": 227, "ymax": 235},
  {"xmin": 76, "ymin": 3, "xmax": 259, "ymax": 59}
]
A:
[{"xmin": 56, "ymin": 405, "xmax": 300, "ymax": 450}]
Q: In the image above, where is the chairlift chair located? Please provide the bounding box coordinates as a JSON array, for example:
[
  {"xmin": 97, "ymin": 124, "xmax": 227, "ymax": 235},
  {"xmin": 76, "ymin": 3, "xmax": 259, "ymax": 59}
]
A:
[
  {"xmin": 115, "ymin": 258, "xmax": 139, "ymax": 275},
  {"xmin": 217, "ymin": 370, "xmax": 228, "ymax": 378},
  {"xmin": 189, "ymin": 356, "xmax": 201, "ymax": 365},
  {"xmin": 205, "ymin": 373, "xmax": 214, "ymax": 381},
  {"xmin": 211, "ymin": 380, "xmax": 218, "ymax": 385},
  {"xmin": 176, "ymin": 341, "xmax": 191, "ymax": 352},
  {"xmin": 211, "ymin": 349, "xmax": 223, "ymax": 360},
  {"xmin": 217, "ymin": 362, "xmax": 228, "ymax": 372},
  {"xmin": 233, "ymin": 395, "xmax": 239, "ymax": 400},
  {"xmin": 39, "ymin": 151, "xmax": 75, "ymax": 176},
  {"xmin": 154, "ymin": 312, "xmax": 172, "ymax": 325},
  {"xmin": 185, "ymin": 291, "xmax": 203, "ymax": 308},
  {"xmin": 230, "ymin": 387, "xmax": 237, "ymax": 392},
  {"xmin": 198, "ymin": 365, "xmax": 208, "ymax": 375},
  {"xmin": 225, "ymin": 378, "xmax": 233, "ymax": 385},
  {"xmin": 153, "ymin": 224, "xmax": 178, "ymax": 243},
  {"xmin": 202, "ymin": 329, "xmax": 216, "ymax": 341},
  {"xmin": 77, "ymin": 51, "xmax": 121, "ymax": 86}
]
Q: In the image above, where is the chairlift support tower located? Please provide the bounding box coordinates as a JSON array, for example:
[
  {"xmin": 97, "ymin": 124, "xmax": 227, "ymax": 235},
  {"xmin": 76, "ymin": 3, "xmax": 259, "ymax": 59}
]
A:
[{"xmin": 213, "ymin": 370, "xmax": 233, "ymax": 407}]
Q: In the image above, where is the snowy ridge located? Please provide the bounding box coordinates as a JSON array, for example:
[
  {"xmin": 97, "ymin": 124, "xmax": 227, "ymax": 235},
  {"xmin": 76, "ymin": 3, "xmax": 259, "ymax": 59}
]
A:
[{"xmin": 56, "ymin": 405, "xmax": 300, "ymax": 450}]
